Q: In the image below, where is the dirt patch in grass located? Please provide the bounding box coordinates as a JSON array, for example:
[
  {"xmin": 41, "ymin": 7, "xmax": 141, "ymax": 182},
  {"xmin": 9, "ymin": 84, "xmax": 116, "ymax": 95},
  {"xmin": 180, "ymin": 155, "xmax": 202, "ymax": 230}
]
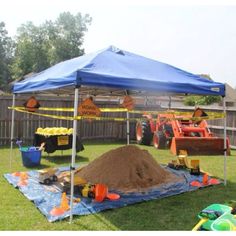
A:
[{"xmin": 77, "ymin": 145, "xmax": 182, "ymax": 192}]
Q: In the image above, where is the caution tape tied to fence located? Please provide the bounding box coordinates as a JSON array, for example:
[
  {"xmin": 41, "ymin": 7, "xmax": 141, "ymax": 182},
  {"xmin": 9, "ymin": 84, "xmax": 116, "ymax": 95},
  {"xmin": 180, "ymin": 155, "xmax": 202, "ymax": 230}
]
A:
[
  {"xmin": 11, "ymin": 106, "xmax": 226, "ymax": 116},
  {"xmin": 11, "ymin": 106, "xmax": 128, "ymax": 113},
  {"xmin": 8, "ymin": 106, "xmax": 225, "ymax": 122},
  {"xmin": 10, "ymin": 106, "xmax": 202, "ymax": 115}
]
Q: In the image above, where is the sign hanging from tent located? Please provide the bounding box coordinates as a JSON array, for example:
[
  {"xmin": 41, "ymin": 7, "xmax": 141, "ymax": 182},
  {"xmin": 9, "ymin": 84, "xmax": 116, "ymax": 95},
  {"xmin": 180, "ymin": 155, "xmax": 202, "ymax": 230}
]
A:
[
  {"xmin": 122, "ymin": 95, "xmax": 135, "ymax": 111},
  {"xmin": 78, "ymin": 98, "xmax": 101, "ymax": 117},
  {"xmin": 23, "ymin": 96, "xmax": 40, "ymax": 112}
]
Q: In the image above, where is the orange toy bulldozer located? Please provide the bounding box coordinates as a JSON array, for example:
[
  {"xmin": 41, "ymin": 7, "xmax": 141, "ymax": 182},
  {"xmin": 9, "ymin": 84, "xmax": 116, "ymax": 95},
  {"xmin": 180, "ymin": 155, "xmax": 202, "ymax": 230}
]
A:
[{"xmin": 136, "ymin": 108, "xmax": 230, "ymax": 156}]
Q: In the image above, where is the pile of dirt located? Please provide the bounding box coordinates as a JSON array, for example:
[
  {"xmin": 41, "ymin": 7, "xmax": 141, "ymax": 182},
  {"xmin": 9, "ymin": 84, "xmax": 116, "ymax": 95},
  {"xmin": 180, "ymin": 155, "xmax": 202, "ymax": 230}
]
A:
[{"xmin": 77, "ymin": 145, "xmax": 182, "ymax": 192}]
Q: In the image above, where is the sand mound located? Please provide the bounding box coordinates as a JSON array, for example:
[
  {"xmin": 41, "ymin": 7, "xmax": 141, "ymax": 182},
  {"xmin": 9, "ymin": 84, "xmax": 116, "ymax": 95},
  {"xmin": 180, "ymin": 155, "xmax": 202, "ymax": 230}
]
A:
[{"xmin": 77, "ymin": 145, "xmax": 181, "ymax": 192}]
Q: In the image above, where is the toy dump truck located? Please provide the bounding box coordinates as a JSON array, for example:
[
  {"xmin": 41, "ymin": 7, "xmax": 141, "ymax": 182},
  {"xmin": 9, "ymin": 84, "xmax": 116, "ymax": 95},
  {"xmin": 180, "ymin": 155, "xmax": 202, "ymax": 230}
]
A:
[
  {"xmin": 136, "ymin": 108, "xmax": 230, "ymax": 156},
  {"xmin": 38, "ymin": 168, "xmax": 58, "ymax": 185}
]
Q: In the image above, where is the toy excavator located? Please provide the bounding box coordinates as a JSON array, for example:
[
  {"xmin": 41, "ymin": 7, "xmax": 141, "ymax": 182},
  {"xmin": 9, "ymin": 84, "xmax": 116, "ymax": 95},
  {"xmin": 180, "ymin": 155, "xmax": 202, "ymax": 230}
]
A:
[
  {"xmin": 168, "ymin": 150, "xmax": 200, "ymax": 175},
  {"xmin": 77, "ymin": 183, "xmax": 108, "ymax": 202},
  {"xmin": 59, "ymin": 174, "xmax": 120, "ymax": 202},
  {"xmin": 56, "ymin": 166, "xmax": 120, "ymax": 202}
]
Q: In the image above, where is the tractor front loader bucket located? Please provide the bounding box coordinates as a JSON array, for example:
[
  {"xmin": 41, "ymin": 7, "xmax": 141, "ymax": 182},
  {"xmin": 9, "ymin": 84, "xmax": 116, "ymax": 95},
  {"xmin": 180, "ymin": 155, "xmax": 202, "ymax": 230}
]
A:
[{"xmin": 170, "ymin": 137, "xmax": 230, "ymax": 156}]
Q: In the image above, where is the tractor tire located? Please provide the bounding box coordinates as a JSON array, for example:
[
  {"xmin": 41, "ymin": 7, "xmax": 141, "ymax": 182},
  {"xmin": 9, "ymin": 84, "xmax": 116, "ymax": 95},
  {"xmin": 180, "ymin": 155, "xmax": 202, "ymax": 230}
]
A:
[
  {"xmin": 153, "ymin": 131, "xmax": 167, "ymax": 149},
  {"xmin": 136, "ymin": 121, "xmax": 152, "ymax": 145}
]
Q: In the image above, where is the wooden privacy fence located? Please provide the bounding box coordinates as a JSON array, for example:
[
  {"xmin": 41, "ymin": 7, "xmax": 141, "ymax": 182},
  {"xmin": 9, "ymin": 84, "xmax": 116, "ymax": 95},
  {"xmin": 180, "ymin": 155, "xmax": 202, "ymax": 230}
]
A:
[
  {"xmin": 0, "ymin": 95, "xmax": 136, "ymax": 146},
  {"xmin": 0, "ymin": 95, "xmax": 236, "ymax": 147}
]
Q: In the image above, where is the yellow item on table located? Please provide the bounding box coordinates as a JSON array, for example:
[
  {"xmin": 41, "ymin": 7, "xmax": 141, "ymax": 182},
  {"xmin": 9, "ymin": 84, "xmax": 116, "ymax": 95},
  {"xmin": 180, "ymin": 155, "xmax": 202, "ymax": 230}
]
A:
[
  {"xmin": 68, "ymin": 128, "xmax": 73, "ymax": 135},
  {"xmin": 43, "ymin": 128, "xmax": 50, "ymax": 135},
  {"xmin": 36, "ymin": 127, "xmax": 74, "ymax": 136},
  {"xmin": 36, "ymin": 127, "xmax": 43, "ymax": 135},
  {"xmin": 48, "ymin": 128, "xmax": 55, "ymax": 135}
]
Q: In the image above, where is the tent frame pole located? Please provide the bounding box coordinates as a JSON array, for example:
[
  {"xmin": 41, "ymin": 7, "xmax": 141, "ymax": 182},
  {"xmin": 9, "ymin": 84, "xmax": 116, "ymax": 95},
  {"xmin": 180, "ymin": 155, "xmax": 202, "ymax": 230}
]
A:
[
  {"xmin": 69, "ymin": 87, "xmax": 79, "ymax": 224},
  {"xmin": 126, "ymin": 111, "xmax": 130, "ymax": 145},
  {"xmin": 168, "ymin": 96, "xmax": 172, "ymax": 109},
  {"xmin": 10, "ymin": 94, "xmax": 16, "ymax": 169},
  {"xmin": 223, "ymin": 96, "xmax": 227, "ymax": 186}
]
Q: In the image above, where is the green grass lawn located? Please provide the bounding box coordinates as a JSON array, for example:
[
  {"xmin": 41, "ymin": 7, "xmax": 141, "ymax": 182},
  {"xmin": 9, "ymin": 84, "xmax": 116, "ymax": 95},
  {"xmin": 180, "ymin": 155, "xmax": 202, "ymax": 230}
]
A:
[{"xmin": 0, "ymin": 141, "xmax": 236, "ymax": 230}]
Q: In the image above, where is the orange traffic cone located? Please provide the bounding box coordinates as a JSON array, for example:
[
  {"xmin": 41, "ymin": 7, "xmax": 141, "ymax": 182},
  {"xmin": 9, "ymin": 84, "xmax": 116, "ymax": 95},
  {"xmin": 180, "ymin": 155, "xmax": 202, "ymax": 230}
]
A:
[
  {"xmin": 17, "ymin": 172, "xmax": 28, "ymax": 187},
  {"xmin": 94, "ymin": 184, "xmax": 108, "ymax": 203},
  {"xmin": 12, "ymin": 172, "xmax": 21, "ymax": 177},
  {"xmin": 202, "ymin": 173, "xmax": 208, "ymax": 185},
  {"xmin": 50, "ymin": 192, "xmax": 70, "ymax": 216},
  {"xmin": 60, "ymin": 192, "xmax": 70, "ymax": 211}
]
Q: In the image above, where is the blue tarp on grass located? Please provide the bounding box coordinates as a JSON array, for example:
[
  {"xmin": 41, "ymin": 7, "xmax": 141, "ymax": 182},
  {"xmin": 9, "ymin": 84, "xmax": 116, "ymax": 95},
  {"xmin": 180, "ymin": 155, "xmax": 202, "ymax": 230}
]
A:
[{"xmin": 4, "ymin": 166, "xmax": 221, "ymax": 222}]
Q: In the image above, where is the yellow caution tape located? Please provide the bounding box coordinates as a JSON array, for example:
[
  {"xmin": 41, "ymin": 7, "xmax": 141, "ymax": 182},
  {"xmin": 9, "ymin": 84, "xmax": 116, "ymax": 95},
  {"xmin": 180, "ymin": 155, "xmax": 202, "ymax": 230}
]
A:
[
  {"xmin": 8, "ymin": 107, "xmax": 225, "ymax": 121},
  {"xmin": 101, "ymin": 108, "xmax": 128, "ymax": 112},
  {"xmin": 11, "ymin": 106, "xmax": 225, "ymax": 117},
  {"xmin": 12, "ymin": 106, "xmax": 128, "ymax": 113},
  {"xmin": 130, "ymin": 110, "xmax": 225, "ymax": 117},
  {"xmin": 11, "ymin": 107, "xmax": 74, "ymax": 121},
  {"xmin": 9, "ymin": 107, "xmax": 139, "ymax": 121},
  {"xmin": 8, "ymin": 107, "xmax": 129, "ymax": 121}
]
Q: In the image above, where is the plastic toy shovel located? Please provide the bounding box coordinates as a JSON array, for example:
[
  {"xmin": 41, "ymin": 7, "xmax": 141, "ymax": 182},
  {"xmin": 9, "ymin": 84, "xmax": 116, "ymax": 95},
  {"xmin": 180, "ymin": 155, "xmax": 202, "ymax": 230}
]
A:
[{"xmin": 192, "ymin": 218, "xmax": 208, "ymax": 231}]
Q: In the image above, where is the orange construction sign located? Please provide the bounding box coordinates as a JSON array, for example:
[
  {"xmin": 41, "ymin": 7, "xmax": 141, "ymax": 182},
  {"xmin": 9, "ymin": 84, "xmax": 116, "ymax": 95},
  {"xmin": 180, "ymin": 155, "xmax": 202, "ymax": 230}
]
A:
[
  {"xmin": 122, "ymin": 95, "xmax": 134, "ymax": 111},
  {"xmin": 78, "ymin": 98, "xmax": 101, "ymax": 117},
  {"xmin": 23, "ymin": 96, "xmax": 40, "ymax": 112}
]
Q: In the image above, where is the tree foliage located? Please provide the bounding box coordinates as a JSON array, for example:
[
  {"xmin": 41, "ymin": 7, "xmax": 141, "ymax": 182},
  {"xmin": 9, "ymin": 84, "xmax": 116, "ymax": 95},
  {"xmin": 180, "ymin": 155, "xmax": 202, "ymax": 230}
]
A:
[
  {"xmin": 183, "ymin": 74, "xmax": 221, "ymax": 106},
  {"xmin": 184, "ymin": 95, "xmax": 221, "ymax": 106},
  {"xmin": 0, "ymin": 22, "xmax": 14, "ymax": 91},
  {"xmin": 10, "ymin": 12, "xmax": 92, "ymax": 81}
]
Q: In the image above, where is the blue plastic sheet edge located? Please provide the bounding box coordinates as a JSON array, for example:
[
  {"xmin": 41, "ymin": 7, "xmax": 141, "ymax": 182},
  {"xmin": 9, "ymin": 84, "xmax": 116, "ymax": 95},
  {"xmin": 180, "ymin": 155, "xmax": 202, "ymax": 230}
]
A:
[{"xmin": 3, "ymin": 165, "xmax": 221, "ymax": 222}]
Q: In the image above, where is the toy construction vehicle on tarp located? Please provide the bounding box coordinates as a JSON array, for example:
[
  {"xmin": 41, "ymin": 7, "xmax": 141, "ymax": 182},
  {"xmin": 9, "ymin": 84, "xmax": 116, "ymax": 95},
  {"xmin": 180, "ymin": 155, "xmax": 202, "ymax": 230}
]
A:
[
  {"xmin": 56, "ymin": 168, "xmax": 120, "ymax": 203},
  {"xmin": 192, "ymin": 203, "xmax": 236, "ymax": 231},
  {"xmin": 38, "ymin": 168, "xmax": 59, "ymax": 185},
  {"xmin": 168, "ymin": 150, "xmax": 200, "ymax": 175}
]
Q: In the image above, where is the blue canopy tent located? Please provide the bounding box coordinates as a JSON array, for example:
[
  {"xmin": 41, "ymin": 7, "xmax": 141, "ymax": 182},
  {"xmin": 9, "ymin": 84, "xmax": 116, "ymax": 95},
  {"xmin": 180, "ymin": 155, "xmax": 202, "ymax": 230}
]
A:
[
  {"xmin": 11, "ymin": 45, "xmax": 227, "ymax": 223},
  {"xmin": 13, "ymin": 45, "xmax": 225, "ymax": 95}
]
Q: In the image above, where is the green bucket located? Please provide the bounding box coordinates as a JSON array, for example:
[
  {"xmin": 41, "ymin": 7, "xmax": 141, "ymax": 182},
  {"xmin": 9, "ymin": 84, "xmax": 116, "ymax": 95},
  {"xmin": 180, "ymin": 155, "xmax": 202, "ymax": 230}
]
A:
[
  {"xmin": 211, "ymin": 213, "xmax": 236, "ymax": 231},
  {"xmin": 199, "ymin": 204, "xmax": 232, "ymax": 231}
]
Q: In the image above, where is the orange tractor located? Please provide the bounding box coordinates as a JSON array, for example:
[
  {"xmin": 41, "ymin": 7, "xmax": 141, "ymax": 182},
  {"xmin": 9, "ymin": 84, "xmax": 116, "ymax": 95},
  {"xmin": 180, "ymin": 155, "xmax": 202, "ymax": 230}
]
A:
[{"xmin": 136, "ymin": 109, "xmax": 230, "ymax": 156}]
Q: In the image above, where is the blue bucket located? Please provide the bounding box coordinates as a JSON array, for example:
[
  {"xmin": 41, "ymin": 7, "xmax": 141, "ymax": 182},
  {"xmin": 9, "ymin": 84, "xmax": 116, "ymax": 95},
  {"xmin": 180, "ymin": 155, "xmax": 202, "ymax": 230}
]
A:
[{"xmin": 20, "ymin": 147, "xmax": 42, "ymax": 167}]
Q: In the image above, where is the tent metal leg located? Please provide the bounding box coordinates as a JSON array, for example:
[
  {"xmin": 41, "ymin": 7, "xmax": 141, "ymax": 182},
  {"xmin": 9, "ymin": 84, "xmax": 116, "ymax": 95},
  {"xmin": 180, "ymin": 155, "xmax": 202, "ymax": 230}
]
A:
[
  {"xmin": 223, "ymin": 96, "xmax": 227, "ymax": 186},
  {"xmin": 10, "ymin": 94, "xmax": 16, "ymax": 169},
  {"xmin": 126, "ymin": 111, "xmax": 130, "ymax": 145},
  {"xmin": 168, "ymin": 96, "xmax": 172, "ymax": 109},
  {"xmin": 69, "ymin": 87, "xmax": 79, "ymax": 224}
]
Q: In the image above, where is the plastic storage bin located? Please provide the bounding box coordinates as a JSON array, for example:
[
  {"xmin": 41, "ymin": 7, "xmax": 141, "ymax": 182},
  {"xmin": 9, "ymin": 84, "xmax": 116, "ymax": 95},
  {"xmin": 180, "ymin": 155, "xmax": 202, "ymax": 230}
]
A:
[{"xmin": 20, "ymin": 147, "xmax": 42, "ymax": 167}]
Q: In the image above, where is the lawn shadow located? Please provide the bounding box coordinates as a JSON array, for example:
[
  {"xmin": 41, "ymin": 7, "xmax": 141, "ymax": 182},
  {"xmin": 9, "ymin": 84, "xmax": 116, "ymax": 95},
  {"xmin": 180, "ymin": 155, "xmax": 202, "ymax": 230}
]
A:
[
  {"xmin": 43, "ymin": 154, "xmax": 89, "ymax": 165},
  {"xmin": 31, "ymin": 164, "xmax": 53, "ymax": 170},
  {"xmin": 82, "ymin": 140, "xmax": 126, "ymax": 146}
]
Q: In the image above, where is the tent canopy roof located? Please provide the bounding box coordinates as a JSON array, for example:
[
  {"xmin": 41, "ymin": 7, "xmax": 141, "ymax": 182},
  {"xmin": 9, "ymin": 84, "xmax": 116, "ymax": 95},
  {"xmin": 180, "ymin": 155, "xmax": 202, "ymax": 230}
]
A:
[{"xmin": 13, "ymin": 45, "xmax": 225, "ymax": 96}]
